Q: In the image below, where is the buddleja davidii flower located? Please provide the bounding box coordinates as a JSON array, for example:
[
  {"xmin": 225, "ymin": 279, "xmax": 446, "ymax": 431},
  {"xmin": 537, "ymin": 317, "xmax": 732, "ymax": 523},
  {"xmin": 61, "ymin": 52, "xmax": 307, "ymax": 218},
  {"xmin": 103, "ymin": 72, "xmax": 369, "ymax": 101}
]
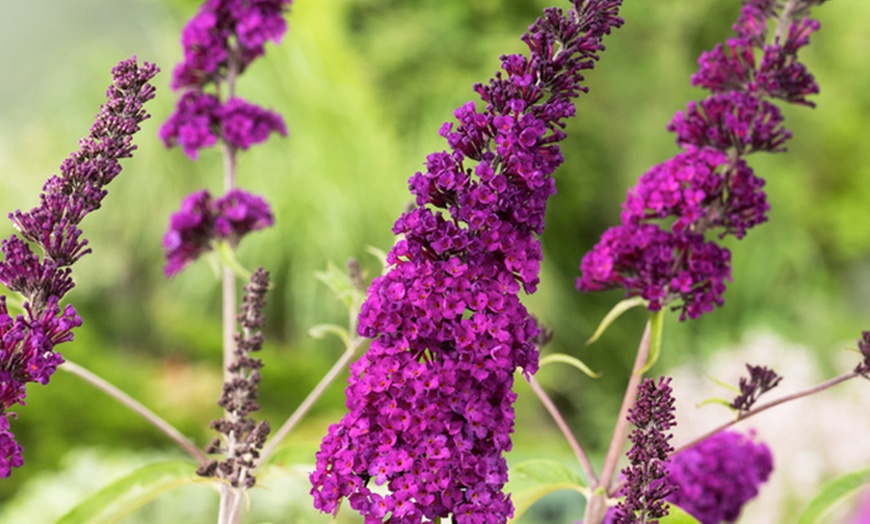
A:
[
  {"xmin": 0, "ymin": 57, "xmax": 159, "ymax": 477},
  {"xmin": 577, "ymin": 0, "xmax": 826, "ymax": 320},
  {"xmin": 312, "ymin": 2, "xmax": 624, "ymax": 522},
  {"xmin": 665, "ymin": 430, "xmax": 773, "ymax": 524},
  {"xmin": 163, "ymin": 189, "xmax": 274, "ymax": 276}
]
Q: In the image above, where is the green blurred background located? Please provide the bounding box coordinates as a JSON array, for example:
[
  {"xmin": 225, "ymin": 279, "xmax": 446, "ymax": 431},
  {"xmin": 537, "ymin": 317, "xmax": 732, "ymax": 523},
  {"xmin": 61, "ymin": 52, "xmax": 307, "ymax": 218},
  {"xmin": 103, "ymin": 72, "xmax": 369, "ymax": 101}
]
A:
[{"xmin": 0, "ymin": 0, "xmax": 868, "ymax": 522}]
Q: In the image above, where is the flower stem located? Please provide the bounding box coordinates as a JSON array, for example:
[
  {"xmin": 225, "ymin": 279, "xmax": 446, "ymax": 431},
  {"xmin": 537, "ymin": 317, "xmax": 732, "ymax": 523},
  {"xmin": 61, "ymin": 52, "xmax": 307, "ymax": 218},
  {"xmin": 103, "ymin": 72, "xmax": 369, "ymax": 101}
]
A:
[
  {"xmin": 258, "ymin": 335, "xmax": 366, "ymax": 466},
  {"xmin": 584, "ymin": 320, "xmax": 652, "ymax": 523},
  {"xmin": 221, "ymin": 142, "xmax": 239, "ymax": 385},
  {"xmin": 526, "ymin": 375, "xmax": 598, "ymax": 486},
  {"xmin": 673, "ymin": 369, "xmax": 860, "ymax": 454},
  {"xmin": 218, "ymin": 485, "xmax": 243, "ymax": 524},
  {"xmin": 61, "ymin": 359, "xmax": 206, "ymax": 462}
]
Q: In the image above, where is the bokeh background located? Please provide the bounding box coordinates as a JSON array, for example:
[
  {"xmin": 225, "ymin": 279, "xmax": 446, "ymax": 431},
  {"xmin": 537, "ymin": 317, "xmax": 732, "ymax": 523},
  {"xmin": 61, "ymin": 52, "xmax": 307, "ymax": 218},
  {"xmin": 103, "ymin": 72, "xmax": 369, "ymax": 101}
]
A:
[{"xmin": 0, "ymin": 0, "xmax": 869, "ymax": 522}]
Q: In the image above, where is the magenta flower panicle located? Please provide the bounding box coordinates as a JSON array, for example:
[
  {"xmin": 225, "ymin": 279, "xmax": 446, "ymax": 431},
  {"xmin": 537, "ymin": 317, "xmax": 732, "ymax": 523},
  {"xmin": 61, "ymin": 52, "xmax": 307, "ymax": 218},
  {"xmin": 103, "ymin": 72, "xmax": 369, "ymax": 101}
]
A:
[
  {"xmin": 577, "ymin": 0, "xmax": 827, "ymax": 320},
  {"xmin": 0, "ymin": 56, "xmax": 159, "ymax": 477},
  {"xmin": 310, "ymin": 1, "xmax": 625, "ymax": 522}
]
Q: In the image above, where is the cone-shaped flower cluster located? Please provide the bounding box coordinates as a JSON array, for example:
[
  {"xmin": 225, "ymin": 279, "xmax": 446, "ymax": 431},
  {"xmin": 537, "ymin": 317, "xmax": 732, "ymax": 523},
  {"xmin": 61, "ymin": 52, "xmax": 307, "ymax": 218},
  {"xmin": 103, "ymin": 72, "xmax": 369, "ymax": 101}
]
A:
[
  {"xmin": 0, "ymin": 57, "xmax": 158, "ymax": 477},
  {"xmin": 310, "ymin": 2, "xmax": 624, "ymax": 522},
  {"xmin": 159, "ymin": 0, "xmax": 289, "ymax": 275},
  {"xmin": 612, "ymin": 377, "xmax": 677, "ymax": 523},
  {"xmin": 665, "ymin": 430, "xmax": 773, "ymax": 524},
  {"xmin": 577, "ymin": 0, "xmax": 827, "ymax": 320}
]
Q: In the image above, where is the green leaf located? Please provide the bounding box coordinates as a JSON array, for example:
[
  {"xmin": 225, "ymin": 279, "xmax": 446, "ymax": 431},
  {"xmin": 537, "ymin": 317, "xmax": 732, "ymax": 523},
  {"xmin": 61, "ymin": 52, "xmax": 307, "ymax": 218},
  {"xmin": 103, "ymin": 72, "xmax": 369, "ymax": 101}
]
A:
[
  {"xmin": 706, "ymin": 372, "xmax": 741, "ymax": 394},
  {"xmin": 57, "ymin": 460, "xmax": 198, "ymax": 524},
  {"xmin": 660, "ymin": 505, "xmax": 702, "ymax": 524},
  {"xmin": 315, "ymin": 261, "xmax": 360, "ymax": 310},
  {"xmin": 215, "ymin": 240, "xmax": 253, "ymax": 282},
  {"xmin": 507, "ymin": 459, "xmax": 588, "ymax": 522},
  {"xmin": 798, "ymin": 468, "xmax": 870, "ymax": 524},
  {"xmin": 587, "ymin": 296, "xmax": 646, "ymax": 345},
  {"xmin": 696, "ymin": 397, "xmax": 733, "ymax": 409},
  {"xmin": 259, "ymin": 441, "xmax": 320, "ymax": 470},
  {"xmin": 308, "ymin": 323, "xmax": 351, "ymax": 347},
  {"xmin": 639, "ymin": 310, "xmax": 664, "ymax": 374},
  {"xmin": 539, "ymin": 353, "xmax": 601, "ymax": 379},
  {"xmin": 365, "ymin": 245, "xmax": 389, "ymax": 274}
]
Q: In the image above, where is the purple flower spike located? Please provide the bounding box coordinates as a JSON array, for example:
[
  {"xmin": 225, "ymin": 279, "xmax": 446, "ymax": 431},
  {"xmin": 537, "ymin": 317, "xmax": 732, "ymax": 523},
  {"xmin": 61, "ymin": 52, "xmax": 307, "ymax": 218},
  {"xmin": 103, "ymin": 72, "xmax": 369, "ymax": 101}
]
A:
[
  {"xmin": 311, "ymin": 2, "xmax": 624, "ymax": 522},
  {"xmin": 0, "ymin": 57, "xmax": 158, "ymax": 478},
  {"xmin": 577, "ymin": 0, "xmax": 826, "ymax": 320},
  {"xmin": 665, "ymin": 430, "xmax": 773, "ymax": 524}
]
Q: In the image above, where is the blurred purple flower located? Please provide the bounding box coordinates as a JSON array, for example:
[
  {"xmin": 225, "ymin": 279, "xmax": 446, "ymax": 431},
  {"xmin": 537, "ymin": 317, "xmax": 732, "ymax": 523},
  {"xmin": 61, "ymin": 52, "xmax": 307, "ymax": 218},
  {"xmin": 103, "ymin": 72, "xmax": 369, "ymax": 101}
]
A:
[
  {"xmin": 218, "ymin": 98, "xmax": 287, "ymax": 151},
  {"xmin": 163, "ymin": 189, "xmax": 274, "ymax": 276},
  {"xmin": 577, "ymin": 0, "xmax": 826, "ymax": 320},
  {"xmin": 0, "ymin": 57, "xmax": 158, "ymax": 477},
  {"xmin": 852, "ymin": 488, "xmax": 870, "ymax": 524},
  {"xmin": 666, "ymin": 430, "xmax": 773, "ymax": 524},
  {"xmin": 159, "ymin": 91, "xmax": 220, "ymax": 159},
  {"xmin": 171, "ymin": 0, "xmax": 292, "ymax": 91},
  {"xmin": 310, "ymin": 2, "xmax": 625, "ymax": 522}
]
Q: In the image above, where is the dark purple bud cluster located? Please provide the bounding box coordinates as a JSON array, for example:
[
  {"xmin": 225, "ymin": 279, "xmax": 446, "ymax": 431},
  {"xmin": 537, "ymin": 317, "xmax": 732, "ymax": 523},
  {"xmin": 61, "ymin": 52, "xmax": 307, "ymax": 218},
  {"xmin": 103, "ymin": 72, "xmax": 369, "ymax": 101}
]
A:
[
  {"xmin": 729, "ymin": 364, "xmax": 782, "ymax": 412},
  {"xmin": 163, "ymin": 189, "xmax": 274, "ymax": 276},
  {"xmin": 197, "ymin": 267, "xmax": 271, "ymax": 488},
  {"xmin": 159, "ymin": 0, "xmax": 290, "ymax": 159},
  {"xmin": 311, "ymin": 2, "xmax": 624, "ymax": 522},
  {"xmin": 577, "ymin": 0, "xmax": 826, "ymax": 320},
  {"xmin": 665, "ymin": 430, "xmax": 773, "ymax": 524},
  {"xmin": 855, "ymin": 331, "xmax": 870, "ymax": 378},
  {"xmin": 613, "ymin": 377, "xmax": 677, "ymax": 524},
  {"xmin": 0, "ymin": 57, "xmax": 158, "ymax": 477}
]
